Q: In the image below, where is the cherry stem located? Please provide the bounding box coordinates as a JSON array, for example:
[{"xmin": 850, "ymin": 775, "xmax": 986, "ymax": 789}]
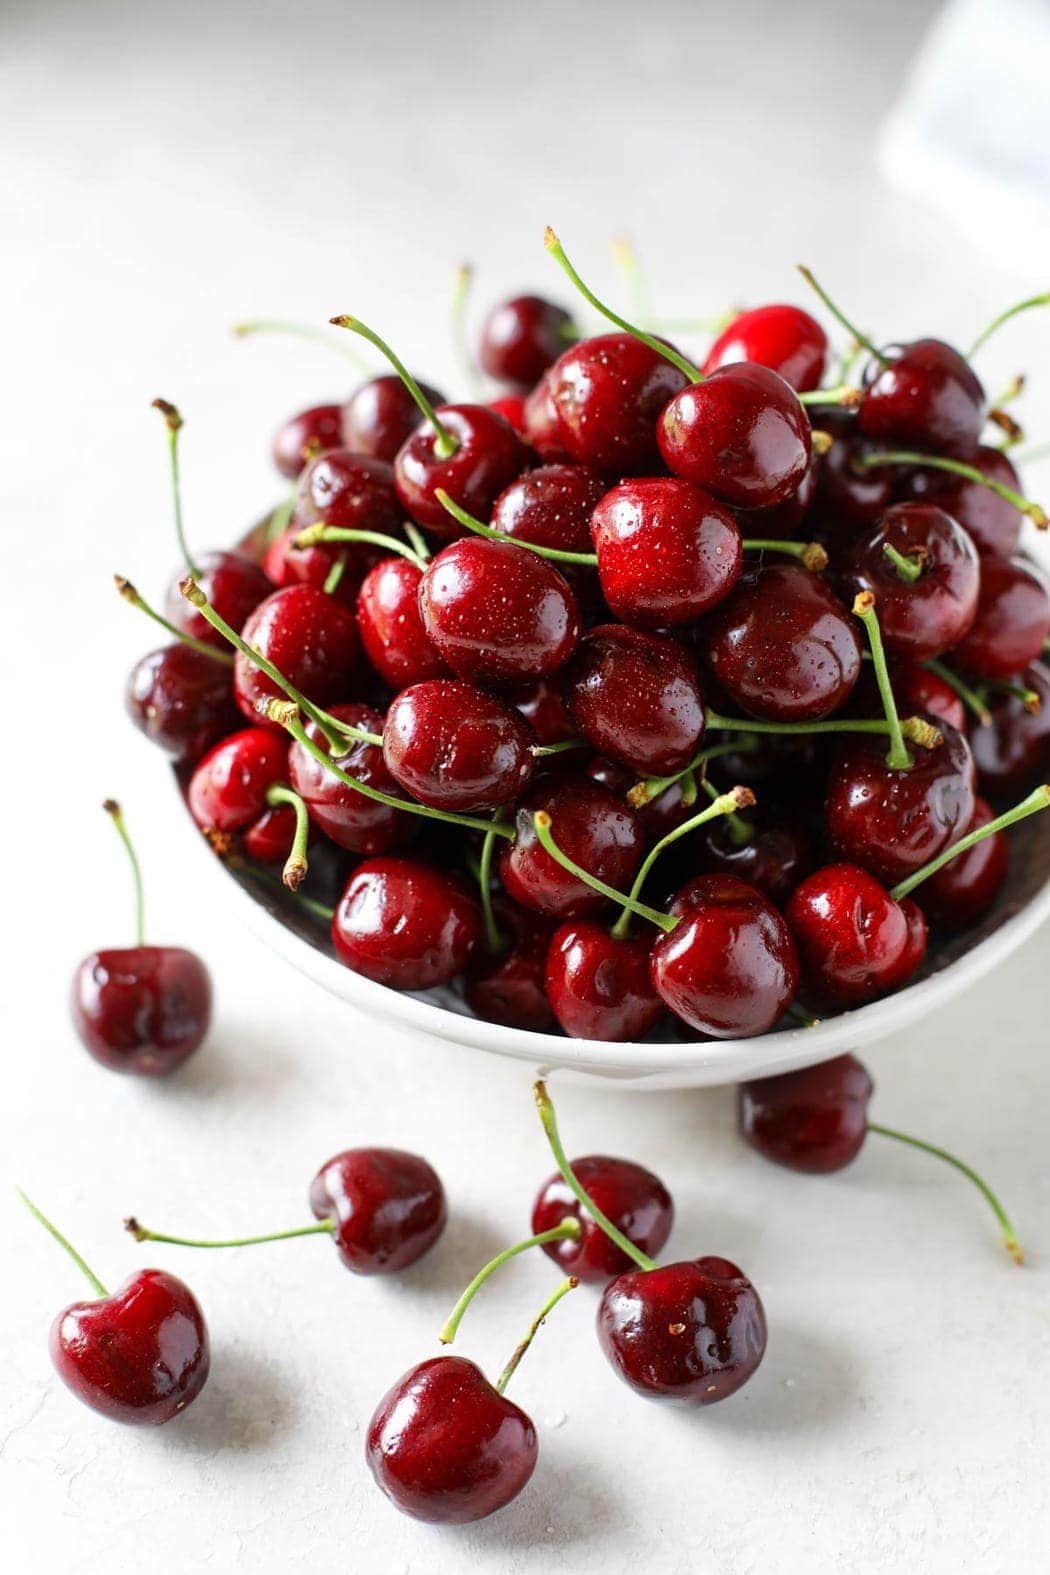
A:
[
  {"xmin": 322, "ymin": 554, "xmax": 348, "ymax": 597},
  {"xmin": 477, "ymin": 822, "xmax": 503, "ymax": 953},
  {"xmin": 992, "ymin": 373, "xmax": 1025, "ymax": 408},
  {"xmin": 496, "ymin": 1276, "xmax": 579, "ymax": 1396},
  {"xmin": 852, "ymin": 592, "xmax": 913, "ymax": 770},
  {"xmin": 17, "ymin": 1189, "xmax": 108, "ymax": 1299},
  {"xmin": 103, "ymin": 799, "xmax": 145, "ymax": 946},
  {"xmin": 987, "ymin": 407, "xmax": 1024, "ymax": 446},
  {"xmin": 438, "ymin": 1220, "xmax": 583, "ymax": 1347},
  {"xmin": 533, "ymin": 812, "xmax": 675, "ymax": 934},
  {"xmin": 125, "ymin": 1215, "xmax": 334, "ymax": 1250},
  {"xmin": 227, "ymin": 855, "xmax": 335, "ymax": 922},
  {"xmin": 701, "ymin": 775, "xmax": 754, "ymax": 846},
  {"xmin": 152, "ymin": 399, "xmax": 200, "ymax": 579},
  {"xmin": 866, "ymin": 1125, "xmax": 1023, "ymax": 1265},
  {"xmin": 987, "ymin": 678, "xmax": 1042, "ymax": 714},
  {"xmin": 533, "ymin": 1080, "xmax": 659, "ymax": 1271},
  {"xmin": 968, "ymin": 292, "xmax": 1050, "ymax": 359},
  {"xmin": 232, "ymin": 317, "xmax": 371, "ymax": 372},
  {"xmin": 402, "ymin": 521, "xmax": 431, "ymax": 562},
  {"xmin": 627, "ymin": 737, "xmax": 755, "ymax": 808},
  {"xmin": 610, "ymin": 233, "xmax": 651, "ymax": 323},
  {"xmin": 924, "ymin": 658, "xmax": 992, "ymax": 727},
  {"xmin": 543, "ymin": 227, "xmax": 701, "ymax": 383},
  {"xmin": 265, "ymin": 479, "xmax": 299, "ymax": 544},
  {"xmin": 796, "ymin": 267, "xmax": 887, "ymax": 366},
  {"xmin": 703, "ymin": 707, "xmax": 941, "ymax": 750},
  {"xmin": 295, "ymin": 522, "xmax": 428, "ymax": 572},
  {"xmin": 532, "ymin": 739, "xmax": 588, "ymax": 758},
  {"xmin": 891, "ymin": 784, "xmax": 1050, "ymax": 900},
  {"xmin": 610, "ymin": 787, "xmax": 755, "ymax": 940},
  {"xmin": 883, "ymin": 543, "xmax": 924, "ymax": 583},
  {"xmin": 797, "ymin": 385, "xmax": 862, "ymax": 409},
  {"xmin": 854, "ymin": 451, "xmax": 1047, "ymax": 529},
  {"xmin": 435, "ymin": 489, "xmax": 598, "ymax": 565},
  {"xmin": 742, "ymin": 538, "xmax": 829, "ymax": 571},
  {"xmin": 450, "ymin": 262, "xmax": 481, "ymax": 394},
  {"xmin": 264, "ymin": 784, "xmax": 311, "ymax": 890},
  {"xmin": 114, "ymin": 575, "xmax": 234, "ymax": 665},
  {"xmin": 268, "ymin": 700, "xmax": 516, "ymax": 840},
  {"xmin": 329, "ymin": 315, "xmax": 457, "ymax": 458}
]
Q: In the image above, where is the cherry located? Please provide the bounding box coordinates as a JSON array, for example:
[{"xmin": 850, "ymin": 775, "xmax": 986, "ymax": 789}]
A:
[
  {"xmin": 382, "ymin": 678, "xmax": 535, "ymax": 810},
  {"xmin": 189, "ymin": 726, "xmax": 290, "ymax": 841},
  {"xmin": 702, "ymin": 302, "xmax": 828, "ymax": 392},
  {"xmin": 463, "ymin": 899, "xmax": 556, "ymax": 1031},
  {"xmin": 479, "ymin": 294, "xmax": 576, "ymax": 387},
  {"xmin": 71, "ymin": 801, "xmax": 211, "ymax": 1075},
  {"xmin": 419, "ymin": 536, "xmax": 580, "ymax": 683},
  {"xmin": 308, "ymin": 1149, "xmax": 446, "ymax": 1272},
  {"xmin": 356, "ymin": 555, "xmax": 448, "ymax": 689},
  {"xmin": 277, "ymin": 448, "xmax": 403, "ymax": 596},
  {"xmin": 700, "ymin": 563, "xmax": 862, "ymax": 721},
  {"xmin": 527, "ymin": 331, "xmax": 689, "ymax": 472},
  {"xmin": 490, "ymin": 462, "xmax": 606, "ymax": 555},
  {"xmin": 487, "ymin": 392, "xmax": 527, "ymax": 433},
  {"xmin": 786, "ymin": 862, "xmax": 927, "ymax": 1007},
  {"xmin": 905, "ymin": 444, "xmax": 1024, "ymax": 558},
  {"xmin": 857, "ymin": 339, "xmax": 986, "ymax": 457},
  {"xmin": 229, "ymin": 583, "xmax": 360, "ymax": 725},
  {"xmin": 949, "ymin": 555, "xmax": 1050, "ymax": 681},
  {"xmin": 692, "ymin": 813, "xmax": 814, "ymax": 904},
  {"xmin": 590, "ymin": 477, "xmax": 743, "ymax": 627},
  {"xmin": 893, "ymin": 663, "xmax": 967, "ymax": 736},
  {"xmin": 289, "ymin": 704, "xmax": 413, "ymax": 854},
  {"xmin": 563, "ymin": 624, "xmax": 705, "ymax": 775},
  {"xmin": 531, "ymin": 1156, "xmax": 674, "ymax": 1282},
  {"xmin": 332, "ymin": 856, "xmax": 482, "ymax": 988},
  {"xmin": 659, "ymin": 362, "xmax": 813, "ymax": 509},
  {"xmin": 814, "ymin": 420, "xmax": 895, "ymax": 537},
  {"xmin": 366, "ymin": 1356, "xmax": 537, "ymax": 1523},
  {"xmin": 508, "ymin": 676, "xmax": 577, "ymax": 745},
  {"xmin": 500, "ymin": 778, "xmax": 644, "ymax": 919},
  {"xmin": 124, "ymin": 642, "xmax": 237, "ymax": 763},
  {"xmin": 272, "ymin": 402, "xmax": 343, "ymax": 478},
  {"xmin": 841, "ymin": 502, "xmax": 980, "ymax": 662},
  {"xmin": 736, "ymin": 452, "xmax": 818, "ymax": 541},
  {"xmin": 342, "ymin": 372, "xmax": 448, "ymax": 462},
  {"xmin": 969, "ymin": 662, "xmax": 1050, "ymax": 796},
  {"xmin": 544, "ymin": 922, "xmax": 663, "ymax": 1040},
  {"xmin": 919, "ymin": 795, "xmax": 1009, "ymax": 928}
]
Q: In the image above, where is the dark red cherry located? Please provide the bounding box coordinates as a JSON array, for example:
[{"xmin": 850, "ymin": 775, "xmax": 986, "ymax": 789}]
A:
[
  {"xmin": 735, "ymin": 452, "xmax": 818, "ymax": 541},
  {"xmin": 652, "ymin": 874, "xmax": 799, "ymax": 1037},
  {"xmin": 814, "ymin": 424, "xmax": 895, "ymax": 537},
  {"xmin": 597, "ymin": 1256, "xmax": 766, "ymax": 1404},
  {"xmin": 188, "ymin": 726, "xmax": 289, "ymax": 836},
  {"xmin": 508, "ymin": 676, "xmax": 576, "ymax": 745},
  {"xmin": 331, "ymin": 856, "xmax": 481, "ymax": 988},
  {"xmin": 463, "ymin": 900, "xmax": 556, "ymax": 1031},
  {"xmin": 658, "ymin": 362, "xmax": 812, "ymax": 509},
  {"xmin": 289, "ymin": 704, "xmax": 413, "ymax": 854},
  {"xmin": 500, "ymin": 777, "xmax": 644, "ymax": 919},
  {"xmin": 234, "ymin": 584, "xmax": 360, "ymax": 725},
  {"xmin": 166, "ymin": 550, "xmax": 271, "ymax": 651},
  {"xmin": 544, "ymin": 923, "xmax": 663, "ymax": 1041},
  {"xmin": 786, "ymin": 863, "xmax": 927, "ymax": 1007},
  {"xmin": 356, "ymin": 556, "xmax": 448, "ymax": 689},
  {"xmin": 702, "ymin": 304, "xmax": 828, "ymax": 393},
  {"xmin": 590, "ymin": 478, "xmax": 742, "ymax": 628},
  {"xmin": 71, "ymin": 947, "xmax": 211, "ymax": 1076},
  {"xmin": 51, "ymin": 1269, "xmax": 209, "ymax": 1425},
  {"xmin": 893, "ymin": 663, "xmax": 966, "ymax": 735},
  {"xmin": 919, "ymin": 796, "xmax": 1009, "ymax": 928},
  {"xmin": 841, "ymin": 502, "xmax": 980, "ymax": 662},
  {"xmin": 693, "ymin": 815, "xmax": 814, "ymax": 905},
  {"xmin": 969, "ymin": 662, "xmax": 1050, "ymax": 796},
  {"xmin": 487, "ymin": 393, "xmax": 527, "ymax": 433},
  {"xmin": 419, "ymin": 537, "xmax": 580, "ymax": 684},
  {"xmin": 125, "ymin": 645, "xmax": 237, "ymax": 763},
  {"xmin": 490, "ymin": 462, "xmax": 605, "ymax": 555},
  {"xmin": 563, "ymin": 624, "xmax": 705, "ymax": 775},
  {"xmin": 857, "ymin": 339, "xmax": 986, "ymax": 457},
  {"xmin": 531, "ymin": 1156, "xmax": 673, "ymax": 1282},
  {"xmin": 366, "ymin": 1356, "xmax": 536, "ymax": 1524},
  {"xmin": 700, "ymin": 563, "xmax": 861, "ymax": 721},
  {"xmin": 272, "ymin": 402, "xmax": 343, "ymax": 478},
  {"xmin": 279, "ymin": 448, "xmax": 403, "ymax": 595},
  {"xmin": 905, "ymin": 444, "xmax": 1024, "ymax": 558},
  {"xmin": 309, "ymin": 1148, "xmax": 446, "ymax": 1274},
  {"xmin": 949, "ymin": 555, "xmax": 1050, "ymax": 681},
  {"xmin": 825, "ymin": 722, "xmax": 976, "ymax": 885},
  {"xmin": 526, "ymin": 332, "xmax": 689, "ymax": 472},
  {"xmin": 479, "ymin": 295, "xmax": 576, "ymax": 387},
  {"xmin": 394, "ymin": 405, "xmax": 528, "ymax": 537},
  {"xmin": 382, "ymin": 679, "xmax": 534, "ymax": 810},
  {"xmin": 342, "ymin": 373, "xmax": 447, "ymax": 462},
  {"xmin": 738, "ymin": 1054, "xmax": 873, "ymax": 1173}
]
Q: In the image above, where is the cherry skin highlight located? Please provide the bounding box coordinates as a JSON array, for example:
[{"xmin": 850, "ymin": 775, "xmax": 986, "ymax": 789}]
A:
[
  {"xmin": 531, "ymin": 1156, "xmax": 674, "ymax": 1282},
  {"xmin": 309, "ymin": 1148, "xmax": 446, "ymax": 1274},
  {"xmin": 842, "ymin": 502, "xmax": 980, "ymax": 662},
  {"xmin": 331, "ymin": 857, "xmax": 482, "ymax": 989},
  {"xmin": 738, "ymin": 1054, "xmax": 873, "ymax": 1173},
  {"xmin": 479, "ymin": 294, "xmax": 576, "ymax": 387},
  {"xmin": 356, "ymin": 556, "xmax": 448, "ymax": 689},
  {"xmin": 563, "ymin": 624, "xmax": 706, "ymax": 775},
  {"xmin": 949, "ymin": 555, "xmax": 1050, "ymax": 682},
  {"xmin": 702, "ymin": 303, "xmax": 828, "ymax": 392},
  {"xmin": 125, "ymin": 644, "xmax": 238, "ymax": 763},
  {"xmin": 234, "ymin": 584, "xmax": 360, "ymax": 725},
  {"xmin": 500, "ymin": 777, "xmax": 644, "ymax": 919},
  {"xmin": 544, "ymin": 922, "xmax": 663, "ymax": 1041},
  {"xmin": 382, "ymin": 678, "xmax": 535, "ymax": 811},
  {"xmin": 288, "ymin": 704, "xmax": 413, "ymax": 854},
  {"xmin": 658, "ymin": 362, "xmax": 812, "ymax": 510},
  {"xmin": 394, "ymin": 404, "xmax": 528, "ymax": 537},
  {"xmin": 71, "ymin": 947, "xmax": 212, "ymax": 1076},
  {"xmin": 342, "ymin": 372, "xmax": 447, "ymax": 462},
  {"xmin": 857, "ymin": 338, "xmax": 986, "ymax": 457},
  {"xmin": 526, "ymin": 332, "xmax": 689, "ymax": 472}
]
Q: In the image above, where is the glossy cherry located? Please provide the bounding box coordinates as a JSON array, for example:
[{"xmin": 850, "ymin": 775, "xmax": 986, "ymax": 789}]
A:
[
  {"xmin": 356, "ymin": 555, "xmax": 448, "ymax": 689},
  {"xmin": 590, "ymin": 477, "xmax": 742, "ymax": 627},
  {"xmin": 289, "ymin": 704, "xmax": 413, "ymax": 854},
  {"xmin": 310, "ymin": 1148, "xmax": 447, "ymax": 1273},
  {"xmin": 531, "ymin": 1156, "xmax": 673, "ymax": 1282},
  {"xmin": 703, "ymin": 303, "xmax": 827, "ymax": 392},
  {"xmin": 544, "ymin": 922, "xmax": 663, "ymax": 1040},
  {"xmin": 739, "ymin": 1055, "xmax": 873, "ymax": 1173},
  {"xmin": 272, "ymin": 402, "xmax": 343, "ymax": 478},
  {"xmin": 658, "ymin": 362, "xmax": 812, "ymax": 510},
  {"xmin": 233, "ymin": 584, "xmax": 360, "ymax": 725},
  {"xmin": 786, "ymin": 863, "xmax": 927, "ymax": 1007},
  {"xmin": 382, "ymin": 678, "xmax": 535, "ymax": 810},
  {"xmin": 342, "ymin": 372, "xmax": 447, "ymax": 462},
  {"xmin": 331, "ymin": 856, "xmax": 482, "ymax": 988},
  {"xmin": 166, "ymin": 549, "xmax": 272, "ymax": 650},
  {"xmin": 814, "ymin": 419, "xmax": 895, "ymax": 537},
  {"xmin": 189, "ymin": 725, "xmax": 290, "ymax": 839},
  {"xmin": 394, "ymin": 404, "xmax": 528, "ymax": 537},
  {"xmin": 490, "ymin": 462, "xmax": 606, "ymax": 556},
  {"xmin": 479, "ymin": 294, "xmax": 576, "ymax": 387},
  {"xmin": 949, "ymin": 555, "xmax": 1050, "ymax": 681},
  {"xmin": 905, "ymin": 444, "xmax": 1024, "ymax": 558},
  {"xmin": 274, "ymin": 448, "xmax": 403, "ymax": 596},
  {"xmin": 487, "ymin": 393, "xmax": 527, "ymax": 433},
  {"xmin": 857, "ymin": 339, "xmax": 986, "ymax": 457},
  {"xmin": 500, "ymin": 777, "xmax": 644, "ymax": 919},
  {"xmin": 463, "ymin": 900, "xmax": 556, "ymax": 1031},
  {"xmin": 841, "ymin": 502, "xmax": 980, "ymax": 662},
  {"xmin": 125, "ymin": 644, "xmax": 238, "ymax": 763},
  {"xmin": 692, "ymin": 814, "xmax": 814, "ymax": 904},
  {"xmin": 564, "ymin": 624, "xmax": 705, "ymax": 775},
  {"xmin": 508, "ymin": 676, "xmax": 577, "ymax": 745},
  {"xmin": 919, "ymin": 795, "xmax": 1009, "ymax": 927},
  {"xmin": 969, "ymin": 662, "xmax": 1050, "ymax": 796}
]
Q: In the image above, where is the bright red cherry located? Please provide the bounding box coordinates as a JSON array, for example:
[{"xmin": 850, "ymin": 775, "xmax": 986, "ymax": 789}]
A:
[
  {"xmin": 166, "ymin": 549, "xmax": 272, "ymax": 650},
  {"xmin": 366, "ymin": 1356, "xmax": 537, "ymax": 1524},
  {"xmin": 309, "ymin": 1149, "xmax": 447, "ymax": 1274},
  {"xmin": 658, "ymin": 362, "xmax": 812, "ymax": 510},
  {"xmin": 969, "ymin": 662, "xmax": 1050, "ymax": 796},
  {"xmin": 382, "ymin": 679, "xmax": 535, "ymax": 810},
  {"xmin": 272, "ymin": 402, "xmax": 343, "ymax": 478},
  {"xmin": 419, "ymin": 537, "xmax": 580, "ymax": 684},
  {"xmin": 857, "ymin": 339, "xmax": 986, "ymax": 457},
  {"xmin": 125, "ymin": 644, "xmax": 238, "ymax": 763},
  {"xmin": 487, "ymin": 393, "xmax": 527, "ymax": 433},
  {"xmin": 500, "ymin": 778, "xmax": 644, "ymax": 919},
  {"xmin": 331, "ymin": 857, "xmax": 482, "ymax": 988},
  {"xmin": 234, "ymin": 584, "xmax": 360, "ymax": 725},
  {"xmin": 342, "ymin": 372, "xmax": 447, "ymax": 462},
  {"xmin": 905, "ymin": 444, "xmax": 1024, "ymax": 558},
  {"xmin": 786, "ymin": 863, "xmax": 927, "ymax": 1007},
  {"xmin": 356, "ymin": 556, "xmax": 448, "ymax": 689},
  {"xmin": 189, "ymin": 726, "xmax": 289, "ymax": 839},
  {"xmin": 526, "ymin": 332, "xmax": 689, "ymax": 472},
  {"xmin": 739, "ymin": 1055, "xmax": 873, "ymax": 1173},
  {"xmin": 531, "ymin": 1156, "xmax": 673, "ymax": 1282},
  {"xmin": 702, "ymin": 303, "xmax": 828, "ymax": 392},
  {"xmin": 563, "ymin": 624, "xmax": 705, "ymax": 775},
  {"xmin": 491, "ymin": 463, "xmax": 606, "ymax": 555},
  {"xmin": 919, "ymin": 796, "xmax": 1009, "ymax": 928},
  {"xmin": 394, "ymin": 405, "xmax": 528, "ymax": 537},
  {"xmin": 841, "ymin": 502, "xmax": 980, "ymax": 662},
  {"xmin": 598, "ymin": 1256, "xmax": 766, "ymax": 1404},
  {"xmin": 949, "ymin": 555, "xmax": 1050, "ymax": 681},
  {"xmin": 590, "ymin": 477, "xmax": 742, "ymax": 628},
  {"xmin": 463, "ymin": 900, "xmax": 556, "ymax": 1031},
  {"xmin": 544, "ymin": 922, "xmax": 663, "ymax": 1041},
  {"xmin": 479, "ymin": 294, "xmax": 576, "ymax": 387},
  {"xmin": 288, "ymin": 704, "xmax": 413, "ymax": 854}
]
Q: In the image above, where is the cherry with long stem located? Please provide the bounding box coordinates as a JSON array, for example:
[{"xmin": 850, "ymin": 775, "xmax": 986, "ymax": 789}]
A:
[
  {"xmin": 854, "ymin": 451, "xmax": 1047, "ymax": 529},
  {"xmin": 533, "ymin": 811, "xmax": 673, "ymax": 933},
  {"xmin": 866, "ymin": 1125, "xmax": 1023, "ymax": 1264},
  {"xmin": 114, "ymin": 575, "xmax": 234, "ymax": 665},
  {"xmin": 703, "ymin": 707, "xmax": 941, "ymax": 749},
  {"xmin": 968, "ymin": 292, "xmax": 1050, "ymax": 359},
  {"xmin": 609, "ymin": 787, "xmax": 755, "ymax": 941},
  {"xmin": 152, "ymin": 399, "xmax": 200, "ymax": 579},
  {"xmin": 495, "ymin": 1277, "xmax": 578, "ymax": 1395},
  {"xmin": 890, "ymin": 783, "xmax": 1050, "ymax": 901},
  {"xmin": 853, "ymin": 591, "xmax": 913, "ymax": 769},
  {"xmin": 438, "ymin": 1219, "xmax": 582, "ymax": 1346},
  {"xmin": 329, "ymin": 315, "xmax": 458, "ymax": 458},
  {"xmin": 103, "ymin": 799, "xmax": 145, "ymax": 946},
  {"xmin": 18, "ymin": 1189, "xmax": 109, "ymax": 1298},
  {"xmin": 232, "ymin": 317, "xmax": 372, "ymax": 372}
]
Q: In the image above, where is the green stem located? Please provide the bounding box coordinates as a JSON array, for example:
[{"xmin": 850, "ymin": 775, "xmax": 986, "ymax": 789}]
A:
[
  {"xmin": 851, "ymin": 593, "xmax": 912, "ymax": 769},
  {"xmin": 114, "ymin": 575, "xmax": 234, "ymax": 664},
  {"xmin": 701, "ymin": 776, "xmax": 753, "ymax": 846},
  {"xmin": 610, "ymin": 233, "xmax": 651, "ymax": 324},
  {"xmin": 797, "ymin": 384, "xmax": 862, "ymax": 408},
  {"xmin": 741, "ymin": 538, "xmax": 829, "ymax": 570},
  {"xmin": 496, "ymin": 1276, "xmax": 579, "ymax": 1395},
  {"xmin": 329, "ymin": 315, "xmax": 457, "ymax": 458},
  {"xmin": 796, "ymin": 267, "xmax": 887, "ymax": 365},
  {"xmin": 228, "ymin": 856, "xmax": 335, "ymax": 921},
  {"xmin": 627, "ymin": 737, "xmax": 754, "ymax": 808},
  {"xmin": 450, "ymin": 262, "xmax": 481, "ymax": 394},
  {"xmin": 438, "ymin": 1221, "xmax": 582, "ymax": 1346},
  {"xmin": 402, "ymin": 521, "xmax": 431, "ymax": 562},
  {"xmin": 17, "ymin": 1190, "xmax": 108, "ymax": 1298},
  {"xmin": 986, "ymin": 679, "xmax": 1042, "ymax": 714},
  {"xmin": 533, "ymin": 812, "xmax": 674, "ymax": 933},
  {"xmin": 265, "ymin": 479, "xmax": 299, "ymax": 544},
  {"xmin": 967, "ymin": 292, "xmax": 1050, "ymax": 359},
  {"xmin": 703, "ymin": 707, "xmax": 941, "ymax": 749},
  {"xmin": 532, "ymin": 739, "xmax": 588, "ymax": 757},
  {"xmin": 891, "ymin": 784, "xmax": 1050, "ymax": 900},
  {"xmin": 103, "ymin": 799, "xmax": 145, "ymax": 946},
  {"xmin": 867, "ymin": 1124, "xmax": 1023, "ymax": 1265},
  {"xmin": 991, "ymin": 372, "xmax": 1025, "ymax": 408},
  {"xmin": 533, "ymin": 1080, "xmax": 659, "ymax": 1271},
  {"xmin": 610, "ymin": 787, "xmax": 754, "ymax": 940},
  {"xmin": 152, "ymin": 399, "xmax": 200, "ymax": 578},
  {"xmin": 435, "ymin": 489, "xmax": 598, "ymax": 564},
  {"xmin": 322, "ymin": 554, "xmax": 347, "ymax": 597},
  {"xmin": 924, "ymin": 659, "xmax": 992, "ymax": 727},
  {"xmin": 477, "ymin": 822, "xmax": 503, "ymax": 953},
  {"xmin": 883, "ymin": 542, "xmax": 924, "ymax": 583},
  {"xmin": 295, "ymin": 523, "xmax": 427, "ymax": 572},
  {"xmin": 854, "ymin": 451, "xmax": 1047, "ymax": 529},
  {"xmin": 232, "ymin": 317, "xmax": 371, "ymax": 371},
  {"xmin": 125, "ymin": 1216, "xmax": 335, "ymax": 1249},
  {"xmin": 265, "ymin": 784, "xmax": 311, "ymax": 891}
]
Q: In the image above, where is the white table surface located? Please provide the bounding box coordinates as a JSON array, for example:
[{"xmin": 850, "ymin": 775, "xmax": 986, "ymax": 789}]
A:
[{"xmin": 3, "ymin": 2, "xmax": 1049, "ymax": 1571}]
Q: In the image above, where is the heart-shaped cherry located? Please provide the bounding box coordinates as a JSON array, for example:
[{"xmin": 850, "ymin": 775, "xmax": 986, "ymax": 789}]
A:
[
  {"xmin": 531, "ymin": 1156, "xmax": 674, "ymax": 1282},
  {"xmin": 479, "ymin": 294, "xmax": 576, "ymax": 387}
]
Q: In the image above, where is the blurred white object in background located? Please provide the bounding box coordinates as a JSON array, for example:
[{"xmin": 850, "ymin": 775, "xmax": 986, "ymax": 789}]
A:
[{"xmin": 879, "ymin": 0, "xmax": 1050, "ymax": 260}]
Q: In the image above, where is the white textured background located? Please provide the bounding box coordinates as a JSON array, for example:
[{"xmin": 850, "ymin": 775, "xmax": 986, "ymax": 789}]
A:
[{"xmin": 3, "ymin": 2, "xmax": 1049, "ymax": 1571}]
